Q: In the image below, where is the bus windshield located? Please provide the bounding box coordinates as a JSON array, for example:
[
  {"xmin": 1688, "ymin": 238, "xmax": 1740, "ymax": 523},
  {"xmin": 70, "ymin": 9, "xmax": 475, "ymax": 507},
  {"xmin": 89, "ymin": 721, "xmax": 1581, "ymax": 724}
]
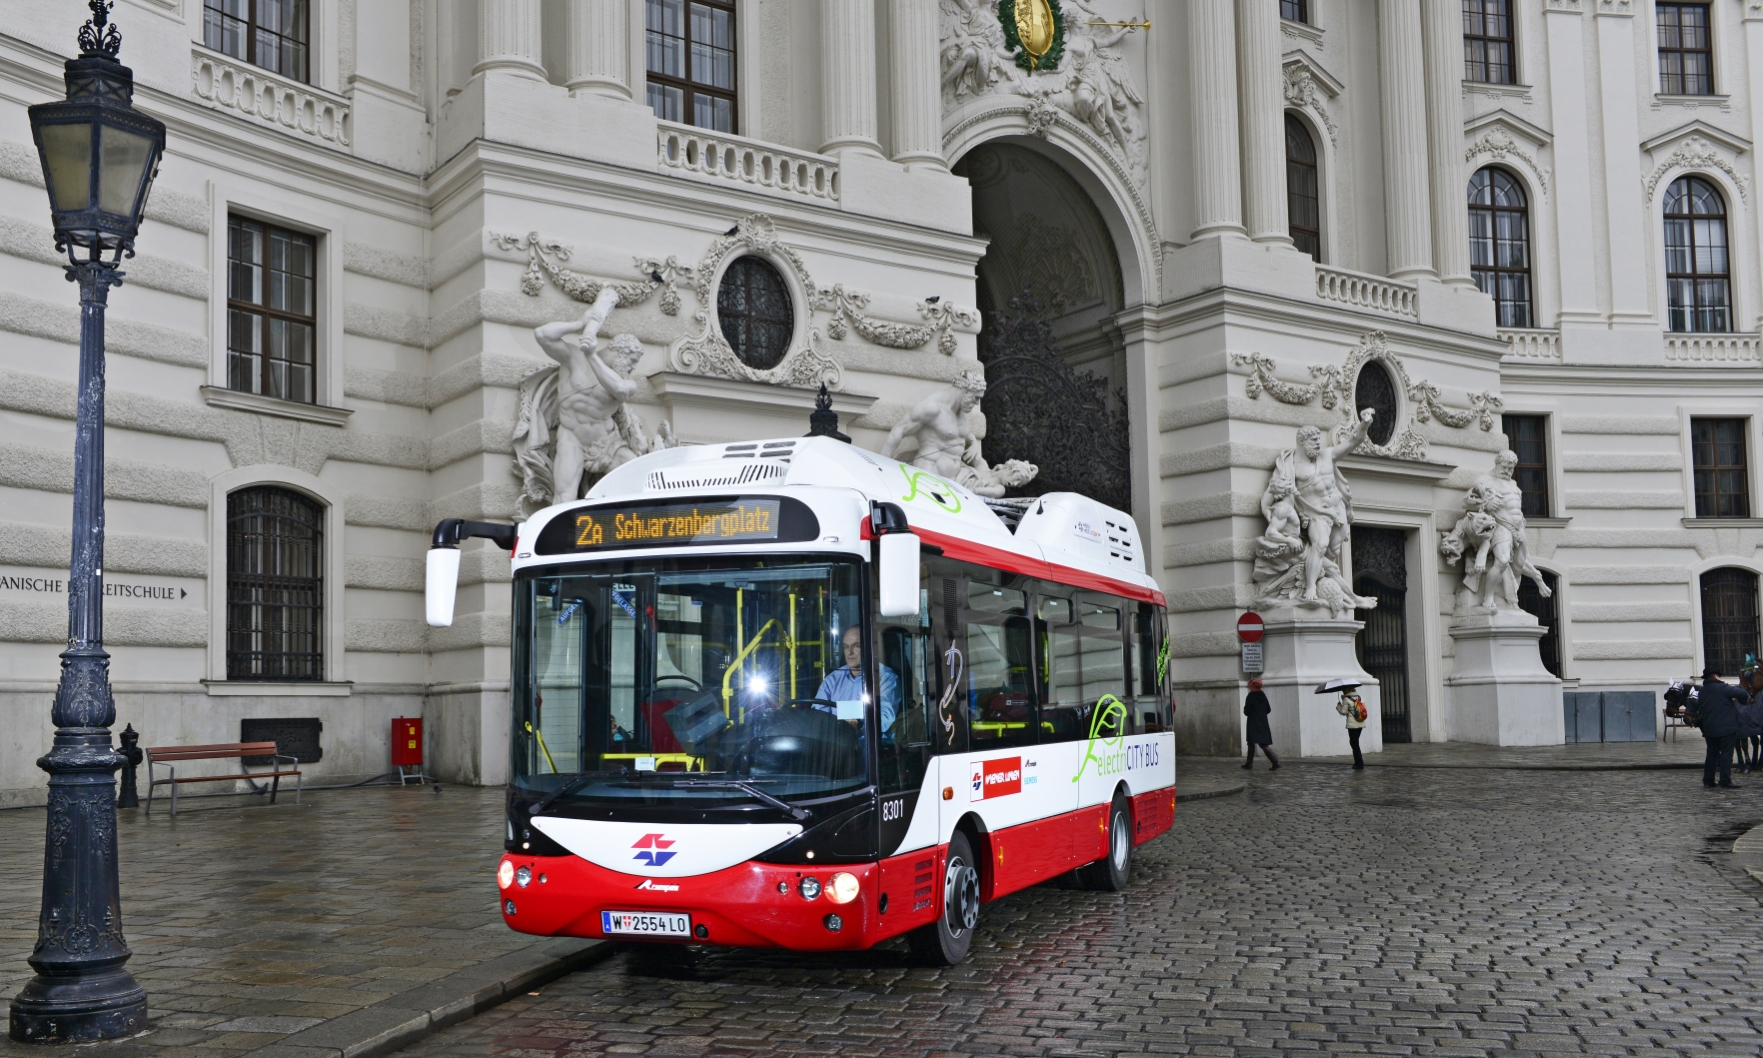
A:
[{"xmin": 513, "ymin": 557, "xmax": 869, "ymax": 809}]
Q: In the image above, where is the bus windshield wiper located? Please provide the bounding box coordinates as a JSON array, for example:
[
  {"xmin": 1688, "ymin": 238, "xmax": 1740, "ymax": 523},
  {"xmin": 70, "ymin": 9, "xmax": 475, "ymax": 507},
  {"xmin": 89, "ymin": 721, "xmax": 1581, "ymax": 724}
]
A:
[
  {"xmin": 528, "ymin": 770, "xmax": 623, "ymax": 815},
  {"xmin": 667, "ymin": 779, "xmax": 811, "ymax": 821}
]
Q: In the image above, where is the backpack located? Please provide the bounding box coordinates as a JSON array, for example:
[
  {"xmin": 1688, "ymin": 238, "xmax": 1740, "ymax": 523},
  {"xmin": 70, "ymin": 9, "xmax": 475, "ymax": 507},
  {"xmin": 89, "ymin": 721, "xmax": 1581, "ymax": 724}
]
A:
[{"xmin": 1354, "ymin": 699, "xmax": 1368, "ymax": 723}]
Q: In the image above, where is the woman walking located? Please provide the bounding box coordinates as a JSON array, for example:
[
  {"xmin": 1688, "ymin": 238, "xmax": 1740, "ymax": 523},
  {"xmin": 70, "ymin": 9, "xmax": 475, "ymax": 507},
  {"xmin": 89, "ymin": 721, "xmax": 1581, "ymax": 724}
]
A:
[
  {"xmin": 1336, "ymin": 688, "xmax": 1368, "ymax": 769},
  {"xmin": 1242, "ymin": 678, "xmax": 1279, "ymax": 770}
]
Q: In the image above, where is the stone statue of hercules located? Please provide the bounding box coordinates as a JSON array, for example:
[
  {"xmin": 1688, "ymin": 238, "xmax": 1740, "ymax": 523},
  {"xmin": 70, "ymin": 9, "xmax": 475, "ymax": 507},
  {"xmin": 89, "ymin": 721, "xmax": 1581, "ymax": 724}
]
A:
[{"xmin": 532, "ymin": 288, "xmax": 649, "ymax": 502}]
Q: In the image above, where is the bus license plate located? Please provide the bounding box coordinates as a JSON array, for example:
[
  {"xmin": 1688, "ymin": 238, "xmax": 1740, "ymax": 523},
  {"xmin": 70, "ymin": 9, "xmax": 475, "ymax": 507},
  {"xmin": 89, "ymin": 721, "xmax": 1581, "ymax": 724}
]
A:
[{"xmin": 601, "ymin": 911, "xmax": 691, "ymax": 937}]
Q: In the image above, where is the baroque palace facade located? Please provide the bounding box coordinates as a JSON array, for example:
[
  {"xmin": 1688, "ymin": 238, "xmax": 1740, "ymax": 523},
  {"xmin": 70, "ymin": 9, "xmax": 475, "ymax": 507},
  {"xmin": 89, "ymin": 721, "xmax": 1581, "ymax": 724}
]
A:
[{"xmin": 2, "ymin": 0, "xmax": 1762, "ymax": 801}]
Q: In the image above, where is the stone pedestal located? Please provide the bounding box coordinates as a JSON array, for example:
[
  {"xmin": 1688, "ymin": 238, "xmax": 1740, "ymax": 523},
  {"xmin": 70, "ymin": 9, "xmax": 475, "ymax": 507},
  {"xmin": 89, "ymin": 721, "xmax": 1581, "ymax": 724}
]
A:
[
  {"xmin": 1260, "ymin": 605, "xmax": 1384, "ymax": 758},
  {"xmin": 1445, "ymin": 613, "xmax": 1564, "ymax": 746}
]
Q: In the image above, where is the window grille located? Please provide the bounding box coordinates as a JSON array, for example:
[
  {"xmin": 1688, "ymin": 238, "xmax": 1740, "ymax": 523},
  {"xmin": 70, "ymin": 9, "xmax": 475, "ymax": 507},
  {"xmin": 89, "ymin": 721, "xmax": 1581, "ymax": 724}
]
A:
[
  {"xmin": 646, "ymin": 0, "xmax": 737, "ymax": 133},
  {"xmin": 203, "ymin": 0, "xmax": 310, "ymax": 83},
  {"xmin": 1462, "ymin": 0, "xmax": 1516, "ymax": 85},
  {"xmin": 1501, "ymin": 415, "xmax": 1550, "ymax": 518},
  {"xmin": 1657, "ymin": 3, "xmax": 1713, "ymax": 95},
  {"xmin": 717, "ymin": 256, "xmax": 793, "ymax": 370},
  {"xmin": 1354, "ymin": 361, "xmax": 1398, "ymax": 447},
  {"xmin": 1691, "ymin": 418, "xmax": 1749, "ymax": 519},
  {"xmin": 1468, "ymin": 167, "xmax": 1533, "ymax": 329},
  {"xmin": 1664, "ymin": 177, "xmax": 1731, "ymax": 333},
  {"xmin": 1701, "ymin": 568, "xmax": 1760, "ymax": 678},
  {"xmin": 228, "ymin": 217, "xmax": 318, "ymax": 404},
  {"xmin": 1285, "ymin": 114, "xmax": 1321, "ymax": 263},
  {"xmin": 227, "ymin": 486, "xmax": 324, "ymax": 681}
]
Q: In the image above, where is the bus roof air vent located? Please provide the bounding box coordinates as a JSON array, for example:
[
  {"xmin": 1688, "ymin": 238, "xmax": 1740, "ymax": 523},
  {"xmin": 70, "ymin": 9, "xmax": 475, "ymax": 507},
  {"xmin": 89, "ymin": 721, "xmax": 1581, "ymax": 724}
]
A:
[
  {"xmin": 1013, "ymin": 492, "xmax": 1145, "ymax": 576},
  {"xmin": 644, "ymin": 462, "xmax": 787, "ymax": 493}
]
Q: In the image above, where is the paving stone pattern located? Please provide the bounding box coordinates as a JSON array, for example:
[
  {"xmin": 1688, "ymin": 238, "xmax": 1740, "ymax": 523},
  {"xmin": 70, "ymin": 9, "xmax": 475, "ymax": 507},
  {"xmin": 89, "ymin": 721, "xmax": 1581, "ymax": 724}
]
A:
[
  {"xmin": 397, "ymin": 763, "xmax": 1763, "ymax": 1058},
  {"xmin": 0, "ymin": 784, "xmax": 531, "ymax": 1058}
]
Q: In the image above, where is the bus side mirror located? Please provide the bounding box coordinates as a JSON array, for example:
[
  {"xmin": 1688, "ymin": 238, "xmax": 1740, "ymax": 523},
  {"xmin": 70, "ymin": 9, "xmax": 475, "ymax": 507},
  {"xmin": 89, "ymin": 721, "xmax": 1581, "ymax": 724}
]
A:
[
  {"xmin": 877, "ymin": 533, "xmax": 921, "ymax": 617},
  {"xmin": 426, "ymin": 547, "xmax": 461, "ymax": 627}
]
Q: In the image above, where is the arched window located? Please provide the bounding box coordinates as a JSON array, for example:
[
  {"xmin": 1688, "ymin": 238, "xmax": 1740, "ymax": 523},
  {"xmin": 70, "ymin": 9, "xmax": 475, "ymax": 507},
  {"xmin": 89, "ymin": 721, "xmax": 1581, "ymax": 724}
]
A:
[
  {"xmin": 1664, "ymin": 176, "xmax": 1731, "ymax": 333},
  {"xmin": 227, "ymin": 486, "xmax": 324, "ymax": 681},
  {"xmin": 717, "ymin": 255, "xmax": 794, "ymax": 370},
  {"xmin": 1285, "ymin": 114, "xmax": 1321, "ymax": 262},
  {"xmin": 1518, "ymin": 570, "xmax": 1561, "ymax": 678},
  {"xmin": 1701, "ymin": 567, "xmax": 1760, "ymax": 677},
  {"xmin": 1468, "ymin": 167, "xmax": 1533, "ymax": 328},
  {"xmin": 1355, "ymin": 360, "xmax": 1398, "ymax": 446}
]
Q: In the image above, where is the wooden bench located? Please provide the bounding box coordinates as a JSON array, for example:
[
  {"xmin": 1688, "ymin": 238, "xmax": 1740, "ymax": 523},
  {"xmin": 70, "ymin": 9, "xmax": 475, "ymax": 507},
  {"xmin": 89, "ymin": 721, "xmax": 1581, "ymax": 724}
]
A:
[{"xmin": 146, "ymin": 741, "xmax": 301, "ymax": 816}]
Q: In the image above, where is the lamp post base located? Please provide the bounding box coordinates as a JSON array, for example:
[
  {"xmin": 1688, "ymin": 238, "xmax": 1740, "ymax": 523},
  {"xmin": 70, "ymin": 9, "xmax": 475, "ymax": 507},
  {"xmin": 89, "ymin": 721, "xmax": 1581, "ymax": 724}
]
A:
[{"xmin": 9, "ymin": 966, "xmax": 147, "ymax": 1043}]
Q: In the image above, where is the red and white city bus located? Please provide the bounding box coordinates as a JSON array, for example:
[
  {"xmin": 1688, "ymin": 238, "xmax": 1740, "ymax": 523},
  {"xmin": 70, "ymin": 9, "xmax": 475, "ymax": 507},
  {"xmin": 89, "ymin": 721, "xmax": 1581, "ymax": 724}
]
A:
[{"xmin": 426, "ymin": 437, "xmax": 1175, "ymax": 965}]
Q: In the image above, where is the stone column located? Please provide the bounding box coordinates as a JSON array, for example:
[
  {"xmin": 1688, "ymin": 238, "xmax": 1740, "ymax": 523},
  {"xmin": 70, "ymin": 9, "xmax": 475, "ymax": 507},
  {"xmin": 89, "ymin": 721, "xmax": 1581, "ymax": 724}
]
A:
[
  {"xmin": 566, "ymin": 0, "xmax": 631, "ymax": 98},
  {"xmin": 1236, "ymin": 0, "xmax": 1289, "ymax": 243},
  {"xmin": 1378, "ymin": 0, "xmax": 1433, "ymax": 278},
  {"xmin": 476, "ymin": 0, "xmax": 547, "ymax": 80},
  {"xmin": 1189, "ymin": 0, "xmax": 1243, "ymax": 238},
  {"xmin": 821, "ymin": 0, "xmax": 883, "ymax": 155},
  {"xmin": 1421, "ymin": 0, "xmax": 1471, "ymax": 284},
  {"xmin": 890, "ymin": 0, "xmax": 946, "ymax": 167}
]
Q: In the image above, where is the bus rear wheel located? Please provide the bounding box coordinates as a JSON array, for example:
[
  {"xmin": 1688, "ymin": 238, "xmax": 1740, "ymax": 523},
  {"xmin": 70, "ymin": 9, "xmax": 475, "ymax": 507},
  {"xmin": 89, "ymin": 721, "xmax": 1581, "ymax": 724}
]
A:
[
  {"xmin": 908, "ymin": 831, "xmax": 979, "ymax": 966},
  {"xmin": 1080, "ymin": 795, "xmax": 1133, "ymax": 892}
]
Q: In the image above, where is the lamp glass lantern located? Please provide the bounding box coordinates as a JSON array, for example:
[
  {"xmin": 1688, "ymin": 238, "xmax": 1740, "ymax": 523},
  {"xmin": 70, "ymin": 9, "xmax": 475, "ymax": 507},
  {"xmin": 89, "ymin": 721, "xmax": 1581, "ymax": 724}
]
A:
[{"xmin": 28, "ymin": 54, "xmax": 165, "ymax": 259}]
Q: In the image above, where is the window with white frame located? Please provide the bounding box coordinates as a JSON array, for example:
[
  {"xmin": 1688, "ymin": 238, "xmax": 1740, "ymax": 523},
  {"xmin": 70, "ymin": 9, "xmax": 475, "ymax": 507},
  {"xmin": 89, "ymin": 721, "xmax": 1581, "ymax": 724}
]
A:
[{"xmin": 1663, "ymin": 176, "xmax": 1732, "ymax": 334}]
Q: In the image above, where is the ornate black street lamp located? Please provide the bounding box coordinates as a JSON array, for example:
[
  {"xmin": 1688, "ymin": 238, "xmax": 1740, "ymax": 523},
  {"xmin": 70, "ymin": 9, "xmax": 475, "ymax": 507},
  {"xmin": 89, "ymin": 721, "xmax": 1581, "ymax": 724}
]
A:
[{"xmin": 8, "ymin": 1, "xmax": 164, "ymax": 1045}]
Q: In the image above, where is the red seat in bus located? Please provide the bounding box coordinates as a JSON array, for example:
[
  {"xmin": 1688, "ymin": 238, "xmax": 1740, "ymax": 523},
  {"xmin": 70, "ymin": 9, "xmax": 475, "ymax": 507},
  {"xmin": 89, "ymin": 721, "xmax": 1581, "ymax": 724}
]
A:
[{"xmin": 641, "ymin": 698, "xmax": 686, "ymax": 755}]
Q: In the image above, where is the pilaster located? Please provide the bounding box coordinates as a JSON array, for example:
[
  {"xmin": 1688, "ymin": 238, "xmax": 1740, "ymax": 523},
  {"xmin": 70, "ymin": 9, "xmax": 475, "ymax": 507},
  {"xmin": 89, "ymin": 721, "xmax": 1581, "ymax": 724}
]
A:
[
  {"xmin": 1544, "ymin": 2, "xmax": 1600, "ymax": 323},
  {"xmin": 820, "ymin": 0, "xmax": 883, "ymax": 156},
  {"xmin": 1422, "ymin": 0, "xmax": 1472, "ymax": 284},
  {"xmin": 1378, "ymin": 0, "xmax": 1435, "ymax": 278},
  {"xmin": 1189, "ymin": 0, "xmax": 1244, "ymax": 238},
  {"xmin": 1235, "ymin": 0, "xmax": 1289, "ymax": 243},
  {"xmin": 889, "ymin": 0, "xmax": 945, "ymax": 167},
  {"xmin": 1595, "ymin": 5, "xmax": 1653, "ymax": 326}
]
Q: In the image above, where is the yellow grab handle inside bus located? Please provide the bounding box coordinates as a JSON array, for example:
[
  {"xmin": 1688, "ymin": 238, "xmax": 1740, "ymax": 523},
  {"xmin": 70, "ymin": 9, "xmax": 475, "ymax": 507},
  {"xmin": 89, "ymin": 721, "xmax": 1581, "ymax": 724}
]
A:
[
  {"xmin": 721, "ymin": 617, "xmax": 780, "ymax": 719},
  {"xmin": 524, "ymin": 721, "xmax": 558, "ymax": 774}
]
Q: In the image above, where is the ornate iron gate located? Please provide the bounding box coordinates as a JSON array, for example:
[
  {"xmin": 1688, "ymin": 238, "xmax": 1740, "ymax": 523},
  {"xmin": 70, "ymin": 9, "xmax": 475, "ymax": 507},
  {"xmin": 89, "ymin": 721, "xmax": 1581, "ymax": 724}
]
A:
[
  {"xmin": 977, "ymin": 295, "xmax": 1132, "ymax": 513},
  {"xmin": 1352, "ymin": 526, "xmax": 1411, "ymax": 743}
]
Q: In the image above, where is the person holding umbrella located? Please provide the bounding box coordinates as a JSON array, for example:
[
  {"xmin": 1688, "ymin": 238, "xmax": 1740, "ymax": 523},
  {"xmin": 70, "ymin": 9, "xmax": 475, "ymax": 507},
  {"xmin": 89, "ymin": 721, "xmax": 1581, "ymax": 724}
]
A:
[
  {"xmin": 1242, "ymin": 678, "xmax": 1279, "ymax": 770},
  {"xmin": 1316, "ymin": 679, "xmax": 1367, "ymax": 769}
]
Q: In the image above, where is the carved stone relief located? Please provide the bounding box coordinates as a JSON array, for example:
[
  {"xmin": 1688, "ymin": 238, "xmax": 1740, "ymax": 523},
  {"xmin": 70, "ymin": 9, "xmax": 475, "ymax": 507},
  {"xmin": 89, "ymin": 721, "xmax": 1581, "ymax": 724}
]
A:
[
  {"xmin": 1282, "ymin": 61, "xmax": 1338, "ymax": 146},
  {"xmin": 1232, "ymin": 332, "xmax": 1502, "ymax": 461},
  {"xmin": 1643, "ymin": 134, "xmax": 1750, "ymax": 202},
  {"xmin": 1465, "ymin": 125, "xmax": 1551, "ymax": 194}
]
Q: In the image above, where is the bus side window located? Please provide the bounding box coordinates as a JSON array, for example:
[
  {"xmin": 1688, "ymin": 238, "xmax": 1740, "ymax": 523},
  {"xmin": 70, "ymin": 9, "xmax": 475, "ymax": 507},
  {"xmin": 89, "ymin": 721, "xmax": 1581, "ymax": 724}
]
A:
[
  {"xmin": 1077, "ymin": 595, "xmax": 1127, "ymax": 738},
  {"xmin": 879, "ymin": 616, "xmax": 933, "ymax": 794},
  {"xmin": 1132, "ymin": 605, "xmax": 1169, "ymax": 732},
  {"xmin": 966, "ymin": 582, "xmax": 1035, "ymax": 749},
  {"xmin": 1037, "ymin": 593, "xmax": 1085, "ymax": 741}
]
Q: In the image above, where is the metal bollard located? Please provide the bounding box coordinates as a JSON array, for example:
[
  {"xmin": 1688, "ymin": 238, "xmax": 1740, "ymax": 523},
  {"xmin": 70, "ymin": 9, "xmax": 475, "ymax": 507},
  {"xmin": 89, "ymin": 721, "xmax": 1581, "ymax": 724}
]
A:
[{"xmin": 117, "ymin": 724, "xmax": 142, "ymax": 810}]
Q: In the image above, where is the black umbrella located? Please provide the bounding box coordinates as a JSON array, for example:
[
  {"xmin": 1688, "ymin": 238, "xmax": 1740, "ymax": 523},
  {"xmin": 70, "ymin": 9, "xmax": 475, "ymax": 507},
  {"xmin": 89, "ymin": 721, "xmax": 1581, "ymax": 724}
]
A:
[{"xmin": 1314, "ymin": 678, "xmax": 1362, "ymax": 694}]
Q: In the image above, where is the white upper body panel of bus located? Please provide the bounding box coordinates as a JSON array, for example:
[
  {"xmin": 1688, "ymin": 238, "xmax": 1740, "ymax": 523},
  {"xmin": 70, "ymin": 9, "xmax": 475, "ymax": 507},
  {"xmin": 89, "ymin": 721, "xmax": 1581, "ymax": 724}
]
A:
[{"xmin": 510, "ymin": 437, "xmax": 1155, "ymax": 596}]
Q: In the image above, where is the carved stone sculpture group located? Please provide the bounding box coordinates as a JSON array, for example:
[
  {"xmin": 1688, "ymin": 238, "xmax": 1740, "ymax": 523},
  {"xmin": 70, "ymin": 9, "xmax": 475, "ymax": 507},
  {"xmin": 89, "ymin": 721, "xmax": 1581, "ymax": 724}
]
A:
[
  {"xmin": 1251, "ymin": 411, "xmax": 1380, "ymax": 618},
  {"xmin": 1440, "ymin": 450, "xmax": 1553, "ymax": 617},
  {"xmin": 880, "ymin": 370, "xmax": 1039, "ymax": 498}
]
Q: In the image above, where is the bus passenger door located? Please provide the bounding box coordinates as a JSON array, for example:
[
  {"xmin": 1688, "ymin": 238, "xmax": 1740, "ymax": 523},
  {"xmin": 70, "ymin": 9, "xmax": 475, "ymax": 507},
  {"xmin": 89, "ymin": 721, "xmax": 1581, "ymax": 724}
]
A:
[{"xmin": 877, "ymin": 603, "xmax": 935, "ymax": 858}]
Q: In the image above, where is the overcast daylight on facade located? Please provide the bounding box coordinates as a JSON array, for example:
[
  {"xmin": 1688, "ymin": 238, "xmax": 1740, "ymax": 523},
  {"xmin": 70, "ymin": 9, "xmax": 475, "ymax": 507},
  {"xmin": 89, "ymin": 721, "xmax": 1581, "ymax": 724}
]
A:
[{"xmin": 4, "ymin": 0, "xmax": 1763, "ymax": 1053}]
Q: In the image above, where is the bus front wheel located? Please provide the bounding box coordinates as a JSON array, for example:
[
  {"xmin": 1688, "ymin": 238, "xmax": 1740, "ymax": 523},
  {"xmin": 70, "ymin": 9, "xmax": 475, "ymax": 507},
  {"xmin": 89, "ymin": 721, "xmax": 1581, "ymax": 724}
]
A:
[
  {"xmin": 1080, "ymin": 795, "xmax": 1133, "ymax": 892},
  {"xmin": 908, "ymin": 831, "xmax": 979, "ymax": 966}
]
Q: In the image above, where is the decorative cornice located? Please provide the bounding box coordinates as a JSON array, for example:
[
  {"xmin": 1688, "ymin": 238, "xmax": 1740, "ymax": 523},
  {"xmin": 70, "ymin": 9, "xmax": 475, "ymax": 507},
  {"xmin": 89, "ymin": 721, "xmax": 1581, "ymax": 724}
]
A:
[
  {"xmin": 1642, "ymin": 134, "xmax": 1749, "ymax": 202},
  {"xmin": 1465, "ymin": 124, "xmax": 1551, "ymax": 194}
]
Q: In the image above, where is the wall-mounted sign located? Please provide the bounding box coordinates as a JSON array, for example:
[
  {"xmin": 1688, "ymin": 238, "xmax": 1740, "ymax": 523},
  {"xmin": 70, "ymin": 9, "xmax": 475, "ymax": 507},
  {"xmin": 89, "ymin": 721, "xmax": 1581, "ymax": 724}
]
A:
[
  {"xmin": 0, "ymin": 567, "xmax": 204, "ymax": 608},
  {"xmin": 1241, "ymin": 642, "xmax": 1264, "ymax": 674}
]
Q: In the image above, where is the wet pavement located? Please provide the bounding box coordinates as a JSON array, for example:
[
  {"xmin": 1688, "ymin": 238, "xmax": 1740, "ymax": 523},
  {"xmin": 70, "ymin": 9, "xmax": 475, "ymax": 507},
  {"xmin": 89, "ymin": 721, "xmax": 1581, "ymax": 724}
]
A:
[
  {"xmin": 0, "ymin": 783, "xmax": 563, "ymax": 1057},
  {"xmin": 394, "ymin": 760, "xmax": 1763, "ymax": 1058}
]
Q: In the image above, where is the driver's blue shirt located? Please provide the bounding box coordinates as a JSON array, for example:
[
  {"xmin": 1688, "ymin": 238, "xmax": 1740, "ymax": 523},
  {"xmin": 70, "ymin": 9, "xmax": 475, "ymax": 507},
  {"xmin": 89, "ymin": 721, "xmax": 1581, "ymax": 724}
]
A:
[{"xmin": 814, "ymin": 666, "xmax": 900, "ymax": 732}]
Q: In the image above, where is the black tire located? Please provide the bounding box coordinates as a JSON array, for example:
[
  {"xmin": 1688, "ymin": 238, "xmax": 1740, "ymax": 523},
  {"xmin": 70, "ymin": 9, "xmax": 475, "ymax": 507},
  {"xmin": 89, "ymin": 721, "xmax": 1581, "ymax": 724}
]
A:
[
  {"xmin": 907, "ymin": 830, "xmax": 980, "ymax": 966},
  {"xmin": 1079, "ymin": 795, "xmax": 1133, "ymax": 892}
]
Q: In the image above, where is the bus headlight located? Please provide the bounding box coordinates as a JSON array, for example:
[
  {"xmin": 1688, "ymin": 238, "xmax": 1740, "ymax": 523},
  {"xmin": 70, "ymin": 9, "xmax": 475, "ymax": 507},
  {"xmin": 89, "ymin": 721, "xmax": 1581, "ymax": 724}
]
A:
[
  {"xmin": 497, "ymin": 861, "xmax": 515, "ymax": 889},
  {"xmin": 826, "ymin": 872, "xmax": 859, "ymax": 904},
  {"xmin": 515, "ymin": 865, "xmax": 533, "ymax": 888},
  {"xmin": 798, "ymin": 876, "xmax": 822, "ymax": 900}
]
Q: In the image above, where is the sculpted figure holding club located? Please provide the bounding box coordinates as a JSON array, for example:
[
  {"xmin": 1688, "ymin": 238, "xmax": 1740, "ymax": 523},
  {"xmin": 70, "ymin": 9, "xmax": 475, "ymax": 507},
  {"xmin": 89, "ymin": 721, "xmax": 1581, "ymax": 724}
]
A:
[
  {"xmin": 1252, "ymin": 409, "xmax": 1378, "ymax": 616},
  {"xmin": 880, "ymin": 370, "xmax": 1036, "ymax": 498}
]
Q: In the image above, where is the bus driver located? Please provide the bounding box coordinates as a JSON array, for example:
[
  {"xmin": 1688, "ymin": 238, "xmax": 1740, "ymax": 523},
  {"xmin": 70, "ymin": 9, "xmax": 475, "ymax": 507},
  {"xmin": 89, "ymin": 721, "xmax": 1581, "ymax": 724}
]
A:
[{"xmin": 815, "ymin": 626, "xmax": 901, "ymax": 733}]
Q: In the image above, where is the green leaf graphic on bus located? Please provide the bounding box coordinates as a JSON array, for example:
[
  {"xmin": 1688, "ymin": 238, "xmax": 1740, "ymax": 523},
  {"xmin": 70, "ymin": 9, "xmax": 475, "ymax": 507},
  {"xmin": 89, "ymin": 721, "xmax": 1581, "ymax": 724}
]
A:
[
  {"xmin": 1071, "ymin": 694, "xmax": 1129, "ymax": 782},
  {"xmin": 900, "ymin": 465, "xmax": 961, "ymax": 514},
  {"xmin": 1156, "ymin": 634, "xmax": 1170, "ymax": 686}
]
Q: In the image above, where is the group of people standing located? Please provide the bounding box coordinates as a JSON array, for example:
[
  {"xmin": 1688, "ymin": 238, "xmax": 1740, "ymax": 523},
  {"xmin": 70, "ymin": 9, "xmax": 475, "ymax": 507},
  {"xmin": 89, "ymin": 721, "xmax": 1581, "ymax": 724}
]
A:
[
  {"xmin": 1689, "ymin": 665, "xmax": 1763, "ymax": 788},
  {"xmin": 1241, "ymin": 679, "xmax": 1370, "ymax": 770}
]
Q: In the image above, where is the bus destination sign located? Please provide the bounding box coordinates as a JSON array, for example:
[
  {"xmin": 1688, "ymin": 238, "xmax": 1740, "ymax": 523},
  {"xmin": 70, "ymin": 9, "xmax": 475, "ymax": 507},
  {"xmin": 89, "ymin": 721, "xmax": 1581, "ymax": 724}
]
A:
[{"xmin": 534, "ymin": 496, "xmax": 821, "ymax": 555}]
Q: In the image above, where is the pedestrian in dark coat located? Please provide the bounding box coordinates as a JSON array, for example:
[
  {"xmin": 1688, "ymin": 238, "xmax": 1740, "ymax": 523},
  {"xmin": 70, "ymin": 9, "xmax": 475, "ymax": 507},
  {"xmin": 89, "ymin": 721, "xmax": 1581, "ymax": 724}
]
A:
[
  {"xmin": 1242, "ymin": 678, "xmax": 1279, "ymax": 770},
  {"xmin": 1699, "ymin": 667, "xmax": 1745, "ymax": 788}
]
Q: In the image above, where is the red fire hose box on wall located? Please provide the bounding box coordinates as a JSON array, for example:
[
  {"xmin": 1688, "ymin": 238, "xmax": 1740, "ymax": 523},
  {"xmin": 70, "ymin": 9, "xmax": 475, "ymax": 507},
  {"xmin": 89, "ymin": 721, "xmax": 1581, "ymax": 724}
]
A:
[{"xmin": 392, "ymin": 718, "xmax": 423, "ymax": 766}]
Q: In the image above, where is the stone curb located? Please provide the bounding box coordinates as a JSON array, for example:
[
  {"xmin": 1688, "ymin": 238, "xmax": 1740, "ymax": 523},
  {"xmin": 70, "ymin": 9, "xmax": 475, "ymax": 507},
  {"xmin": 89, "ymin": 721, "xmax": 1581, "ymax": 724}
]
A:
[
  {"xmin": 1300, "ymin": 759, "xmax": 1701, "ymax": 772},
  {"xmin": 1178, "ymin": 782, "xmax": 1245, "ymax": 801},
  {"xmin": 237, "ymin": 937, "xmax": 613, "ymax": 1058},
  {"xmin": 1733, "ymin": 824, "xmax": 1763, "ymax": 889}
]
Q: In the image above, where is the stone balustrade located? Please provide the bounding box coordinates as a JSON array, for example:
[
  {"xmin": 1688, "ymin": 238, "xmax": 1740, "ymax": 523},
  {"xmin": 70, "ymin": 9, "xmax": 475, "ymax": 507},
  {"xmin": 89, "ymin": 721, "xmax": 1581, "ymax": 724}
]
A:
[
  {"xmin": 1500, "ymin": 329, "xmax": 1561, "ymax": 360},
  {"xmin": 191, "ymin": 46, "xmax": 351, "ymax": 148},
  {"xmin": 1314, "ymin": 265, "xmax": 1418, "ymax": 319},
  {"xmin": 657, "ymin": 123, "xmax": 840, "ymax": 203},
  {"xmin": 1664, "ymin": 333, "xmax": 1761, "ymax": 363}
]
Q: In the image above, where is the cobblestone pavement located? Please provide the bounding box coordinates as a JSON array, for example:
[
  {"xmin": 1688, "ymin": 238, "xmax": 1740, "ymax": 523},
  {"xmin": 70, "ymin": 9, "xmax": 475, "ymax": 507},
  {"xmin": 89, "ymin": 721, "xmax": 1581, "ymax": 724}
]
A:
[
  {"xmin": 396, "ymin": 762, "xmax": 1763, "ymax": 1058},
  {"xmin": 0, "ymin": 784, "xmax": 534, "ymax": 1057}
]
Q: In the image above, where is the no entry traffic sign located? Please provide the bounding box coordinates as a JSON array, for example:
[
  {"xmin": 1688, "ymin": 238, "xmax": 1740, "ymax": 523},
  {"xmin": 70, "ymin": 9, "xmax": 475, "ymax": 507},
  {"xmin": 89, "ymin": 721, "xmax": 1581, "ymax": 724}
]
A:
[{"xmin": 1237, "ymin": 611, "xmax": 1265, "ymax": 643}]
